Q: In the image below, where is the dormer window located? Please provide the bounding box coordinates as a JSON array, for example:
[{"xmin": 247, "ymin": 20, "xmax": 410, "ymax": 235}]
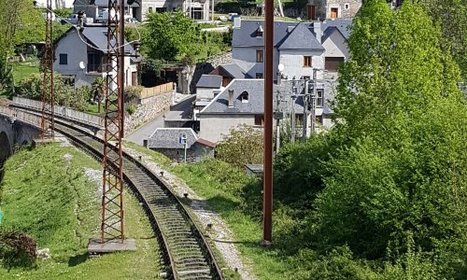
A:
[
  {"xmin": 255, "ymin": 25, "xmax": 263, "ymax": 37},
  {"xmin": 240, "ymin": 91, "xmax": 249, "ymax": 103}
]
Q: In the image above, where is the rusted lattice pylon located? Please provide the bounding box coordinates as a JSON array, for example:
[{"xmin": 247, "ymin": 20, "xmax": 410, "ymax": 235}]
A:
[
  {"xmin": 101, "ymin": 0, "xmax": 126, "ymax": 242},
  {"xmin": 40, "ymin": 0, "xmax": 54, "ymax": 139}
]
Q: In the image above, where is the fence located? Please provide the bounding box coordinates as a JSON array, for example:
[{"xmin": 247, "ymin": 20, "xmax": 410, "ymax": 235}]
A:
[
  {"xmin": 12, "ymin": 97, "xmax": 104, "ymax": 128},
  {"xmin": 140, "ymin": 82, "xmax": 175, "ymax": 100}
]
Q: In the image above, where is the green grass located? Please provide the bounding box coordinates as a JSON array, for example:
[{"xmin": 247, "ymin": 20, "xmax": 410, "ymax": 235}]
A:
[
  {"xmin": 0, "ymin": 144, "xmax": 160, "ymax": 279},
  {"xmin": 120, "ymin": 143, "xmax": 291, "ymax": 279},
  {"xmin": 12, "ymin": 61, "xmax": 39, "ymax": 82}
]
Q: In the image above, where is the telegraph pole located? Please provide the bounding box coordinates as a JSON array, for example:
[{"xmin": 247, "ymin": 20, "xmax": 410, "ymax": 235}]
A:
[
  {"xmin": 302, "ymin": 80, "xmax": 308, "ymax": 141},
  {"xmin": 262, "ymin": 0, "xmax": 274, "ymax": 245},
  {"xmin": 40, "ymin": 0, "xmax": 55, "ymax": 139}
]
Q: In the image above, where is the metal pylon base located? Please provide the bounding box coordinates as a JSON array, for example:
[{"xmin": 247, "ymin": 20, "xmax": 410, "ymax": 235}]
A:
[{"xmin": 88, "ymin": 238, "xmax": 136, "ymax": 254}]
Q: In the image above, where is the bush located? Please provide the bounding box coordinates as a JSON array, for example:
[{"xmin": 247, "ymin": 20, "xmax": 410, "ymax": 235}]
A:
[
  {"xmin": 215, "ymin": 125, "xmax": 263, "ymax": 168},
  {"xmin": 0, "ymin": 230, "xmax": 37, "ymax": 270},
  {"xmin": 126, "ymin": 103, "xmax": 137, "ymax": 115}
]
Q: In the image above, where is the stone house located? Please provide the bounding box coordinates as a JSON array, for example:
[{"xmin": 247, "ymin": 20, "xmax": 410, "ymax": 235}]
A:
[
  {"xmin": 306, "ymin": 0, "xmax": 362, "ymax": 20},
  {"xmin": 197, "ymin": 79, "xmax": 334, "ymax": 143},
  {"xmin": 53, "ymin": 26, "xmax": 139, "ymax": 88},
  {"xmin": 144, "ymin": 128, "xmax": 215, "ymax": 162},
  {"xmin": 73, "ymin": 0, "xmax": 141, "ymax": 21}
]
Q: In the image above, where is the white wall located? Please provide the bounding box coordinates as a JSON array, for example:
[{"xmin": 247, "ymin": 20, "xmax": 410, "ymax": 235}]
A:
[
  {"xmin": 279, "ymin": 49, "xmax": 324, "ymax": 79},
  {"xmin": 199, "ymin": 114, "xmax": 255, "ymax": 143},
  {"xmin": 54, "ymin": 29, "xmax": 137, "ymax": 88},
  {"xmin": 232, "ymin": 47, "xmax": 279, "ymax": 78},
  {"xmin": 196, "ymin": 87, "xmax": 215, "ymax": 101}
]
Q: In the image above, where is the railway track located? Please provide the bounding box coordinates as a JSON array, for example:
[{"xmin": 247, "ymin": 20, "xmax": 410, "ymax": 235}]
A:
[{"xmin": 5, "ymin": 105, "xmax": 224, "ymax": 280}]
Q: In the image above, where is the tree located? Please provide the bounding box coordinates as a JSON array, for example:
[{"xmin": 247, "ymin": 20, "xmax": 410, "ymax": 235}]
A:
[
  {"xmin": 419, "ymin": 0, "xmax": 467, "ymax": 79},
  {"xmin": 215, "ymin": 125, "xmax": 263, "ymax": 168},
  {"xmin": 142, "ymin": 12, "xmax": 202, "ymax": 63},
  {"xmin": 314, "ymin": 0, "xmax": 467, "ymax": 264}
]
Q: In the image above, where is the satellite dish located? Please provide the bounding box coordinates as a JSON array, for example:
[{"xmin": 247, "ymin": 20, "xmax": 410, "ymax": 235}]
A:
[
  {"xmin": 278, "ymin": 63, "xmax": 285, "ymax": 72},
  {"xmin": 79, "ymin": 61, "xmax": 86, "ymax": 70}
]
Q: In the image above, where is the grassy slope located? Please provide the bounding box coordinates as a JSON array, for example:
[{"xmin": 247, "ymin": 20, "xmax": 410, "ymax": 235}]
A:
[
  {"xmin": 12, "ymin": 61, "xmax": 39, "ymax": 83},
  {"xmin": 123, "ymin": 141, "xmax": 289, "ymax": 279},
  {"xmin": 0, "ymin": 144, "xmax": 160, "ymax": 279}
]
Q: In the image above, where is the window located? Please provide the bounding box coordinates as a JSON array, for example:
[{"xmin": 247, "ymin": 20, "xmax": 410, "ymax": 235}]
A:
[
  {"xmin": 256, "ymin": 73, "xmax": 263, "ymax": 79},
  {"xmin": 240, "ymin": 91, "xmax": 249, "ymax": 103},
  {"xmin": 148, "ymin": 7, "xmax": 153, "ymax": 13},
  {"xmin": 87, "ymin": 52, "xmax": 103, "ymax": 72},
  {"xmin": 325, "ymin": 57, "xmax": 345, "ymax": 71},
  {"xmin": 256, "ymin": 49, "xmax": 263, "ymax": 63},
  {"xmin": 59, "ymin": 53, "xmax": 68, "ymax": 65},
  {"xmin": 303, "ymin": 56, "xmax": 312, "ymax": 67},
  {"xmin": 330, "ymin": 7, "xmax": 338, "ymax": 19},
  {"xmin": 316, "ymin": 89, "xmax": 324, "ymax": 107},
  {"xmin": 254, "ymin": 114, "xmax": 264, "ymax": 126},
  {"xmin": 344, "ymin": 3, "xmax": 350, "ymax": 10}
]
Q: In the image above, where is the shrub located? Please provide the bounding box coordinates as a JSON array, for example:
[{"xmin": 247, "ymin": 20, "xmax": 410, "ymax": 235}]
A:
[
  {"xmin": 0, "ymin": 230, "xmax": 37, "ymax": 270},
  {"xmin": 215, "ymin": 125, "xmax": 263, "ymax": 168}
]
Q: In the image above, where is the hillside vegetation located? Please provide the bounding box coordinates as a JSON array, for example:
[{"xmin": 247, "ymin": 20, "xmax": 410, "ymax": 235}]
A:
[{"xmin": 0, "ymin": 144, "xmax": 160, "ymax": 279}]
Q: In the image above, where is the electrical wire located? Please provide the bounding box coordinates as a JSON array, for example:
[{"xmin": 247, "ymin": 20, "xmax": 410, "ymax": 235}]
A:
[{"xmin": 42, "ymin": 6, "xmax": 142, "ymax": 52}]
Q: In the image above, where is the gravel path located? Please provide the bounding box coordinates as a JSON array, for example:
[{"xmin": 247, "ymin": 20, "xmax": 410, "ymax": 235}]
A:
[{"xmin": 124, "ymin": 147, "xmax": 257, "ymax": 280}]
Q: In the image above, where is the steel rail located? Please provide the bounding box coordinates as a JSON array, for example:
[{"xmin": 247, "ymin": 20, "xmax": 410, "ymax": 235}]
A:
[{"xmin": 5, "ymin": 107, "xmax": 224, "ymax": 280}]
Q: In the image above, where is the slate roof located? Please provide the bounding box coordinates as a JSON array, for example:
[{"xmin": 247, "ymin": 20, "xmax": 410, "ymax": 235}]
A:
[
  {"xmin": 196, "ymin": 74, "xmax": 222, "ymax": 89},
  {"xmin": 321, "ymin": 19, "xmax": 352, "ymax": 40},
  {"xmin": 199, "ymin": 79, "xmax": 307, "ymax": 115},
  {"xmin": 57, "ymin": 26, "xmax": 135, "ymax": 54},
  {"xmin": 218, "ymin": 63, "xmax": 248, "ymax": 79},
  {"xmin": 147, "ymin": 128, "xmax": 198, "ymax": 149},
  {"xmin": 278, "ymin": 23, "xmax": 324, "ymax": 51},
  {"xmin": 232, "ymin": 19, "xmax": 351, "ymax": 50},
  {"xmin": 147, "ymin": 128, "xmax": 215, "ymax": 149},
  {"xmin": 232, "ymin": 20, "xmax": 297, "ymax": 48}
]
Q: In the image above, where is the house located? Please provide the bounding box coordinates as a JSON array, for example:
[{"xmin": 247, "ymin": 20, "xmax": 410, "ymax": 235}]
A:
[
  {"xmin": 194, "ymin": 74, "xmax": 222, "ymax": 117},
  {"xmin": 53, "ymin": 26, "xmax": 139, "ymax": 88},
  {"xmin": 35, "ymin": 0, "xmax": 74, "ymax": 9},
  {"xmin": 144, "ymin": 128, "xmax": 215, "ymax": 162},
  {"xmin": 73, "ymin": 0, "xmax": 141, "ymax": 22},
  {"xmin": 73, "ymin": 0, "xmax": 210, "ymax": 22},
  {"xmin": 197, "ymin": 79, "xmax": 334, "ymax": 143},
  {"xmin": 231, "ymin": 18, "xmax": 351, "ymax": 81},
  {"xmin": 209, "ymin": 63, "xmax": 249, "ymax": 87},
  {"xmin": 306, "ymin": 0, "xmax": 362, "ymax": 20}
]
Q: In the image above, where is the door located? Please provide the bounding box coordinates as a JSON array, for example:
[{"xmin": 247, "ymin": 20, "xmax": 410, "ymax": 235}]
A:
[
  {"xmin": 132, "ymin": 72, "xmax": 138, "ymax": 86},
  {"xmin": 307, "ymin": 5, "xmax": 316, "ymax": 20}
]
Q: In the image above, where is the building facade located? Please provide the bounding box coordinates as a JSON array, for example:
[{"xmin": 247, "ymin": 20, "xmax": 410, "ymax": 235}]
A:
[
  {"xmin": 54, "ymin": 26, "xmax": 139, "ymax": 88},
  {"xmin": 306, "ymin": 0, "xmax": 362, "ymax": 20}
]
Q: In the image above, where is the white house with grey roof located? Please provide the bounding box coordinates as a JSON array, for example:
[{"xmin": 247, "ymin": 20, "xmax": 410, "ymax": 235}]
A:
[
  {"xmin": 53, "ymin": 26, "xmax": 139, "ymax": 88},
  {"xmin": 231, "ymin": 18, "xmax": 351, "ymax": 81},
  {"xmin": 144, "ymin": 128, "xmax": 215, "ymax": 162},
  {"xmin": 197, "ymin": 79, "xmax": 334, "ymax": 143}
]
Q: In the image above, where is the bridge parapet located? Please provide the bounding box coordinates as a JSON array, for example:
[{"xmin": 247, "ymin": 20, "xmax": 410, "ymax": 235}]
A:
[
  {"xmin": 0, "ymin": 105, "xmax": 41, "ymax": 128},
  {"xmin": 12, "ymin": 97, "xmax": 104, "ymax": 128}
]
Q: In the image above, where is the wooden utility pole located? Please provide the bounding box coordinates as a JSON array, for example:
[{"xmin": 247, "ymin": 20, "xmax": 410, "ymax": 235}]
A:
[{"xmin": 262, "ymin": 0, "xmax": 274, "ymax": 245}]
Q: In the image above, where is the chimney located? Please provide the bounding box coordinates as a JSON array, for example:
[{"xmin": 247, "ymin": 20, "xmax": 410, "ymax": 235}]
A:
[
  {"xmin": 233, "ymin": 16, "xmax": 242, "ymax": 29},
  {"xmin": 313, "ymin": 21, "xmax": 322, "ymax": 44},
  {"xmin": 228, "ymin": 89, "xmax": 234, "ymax": 108}
]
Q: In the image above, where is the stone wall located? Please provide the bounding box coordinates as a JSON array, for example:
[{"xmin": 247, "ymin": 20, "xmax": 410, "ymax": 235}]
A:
[
  {"xmin": 124, "ymin": 91, "xmax": 173, "ymax": 136},
  {"xmin": 178, "ymin": 52, "xmax": 233, "ymax": 94}
]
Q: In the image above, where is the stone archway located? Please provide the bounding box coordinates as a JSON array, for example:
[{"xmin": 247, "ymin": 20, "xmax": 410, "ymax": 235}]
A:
[{"xmin": 0, "ymin": 131, "xmax": 12, "ymax": 167}]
